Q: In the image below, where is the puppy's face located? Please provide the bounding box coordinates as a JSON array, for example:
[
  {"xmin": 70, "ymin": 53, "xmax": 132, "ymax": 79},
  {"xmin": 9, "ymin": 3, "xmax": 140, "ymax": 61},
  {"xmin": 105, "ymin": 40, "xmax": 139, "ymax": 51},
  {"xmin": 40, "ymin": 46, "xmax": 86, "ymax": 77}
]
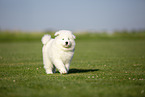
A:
[
  {"xmin": 55, "ymin": 30, "xmax": 76, "ymax": 50},
  {"xmin": 60, "ymin": 35, "xmax": 73, "ymax": 48}
]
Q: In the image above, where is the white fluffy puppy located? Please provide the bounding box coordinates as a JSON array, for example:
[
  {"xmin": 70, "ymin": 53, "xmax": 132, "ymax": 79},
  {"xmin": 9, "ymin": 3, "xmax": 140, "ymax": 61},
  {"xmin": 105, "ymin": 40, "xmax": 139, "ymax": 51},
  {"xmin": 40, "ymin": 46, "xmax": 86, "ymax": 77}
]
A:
[{"xmin": 41, "ymin": 30, "xmax": 76, "ymax": 74}]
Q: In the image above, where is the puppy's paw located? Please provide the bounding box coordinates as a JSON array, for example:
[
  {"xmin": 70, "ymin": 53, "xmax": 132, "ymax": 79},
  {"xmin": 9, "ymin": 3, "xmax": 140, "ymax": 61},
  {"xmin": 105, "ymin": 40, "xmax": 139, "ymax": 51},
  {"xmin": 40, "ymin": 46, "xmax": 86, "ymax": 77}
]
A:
[
  {"xmin": 60, "ymin": 69, "xmax": 67, "ymax": 74},
  {"xmin": 46, "ymin": 70, "xmax": 53, "ymax": 74}
]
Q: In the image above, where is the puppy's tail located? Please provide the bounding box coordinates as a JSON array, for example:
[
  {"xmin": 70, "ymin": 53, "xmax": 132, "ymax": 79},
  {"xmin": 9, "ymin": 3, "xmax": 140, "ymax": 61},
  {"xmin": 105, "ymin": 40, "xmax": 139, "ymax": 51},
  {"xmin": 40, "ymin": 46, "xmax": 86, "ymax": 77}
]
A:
[{"xmin": 41, "ymin": 34, "xmax": 51, "ymax": 45}]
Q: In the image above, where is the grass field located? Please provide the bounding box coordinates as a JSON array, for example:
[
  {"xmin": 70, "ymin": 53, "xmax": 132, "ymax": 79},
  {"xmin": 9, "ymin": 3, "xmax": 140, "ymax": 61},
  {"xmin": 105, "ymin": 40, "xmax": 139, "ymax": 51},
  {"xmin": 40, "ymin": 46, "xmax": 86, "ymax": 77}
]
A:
[{"xmin": 0, "ymin": 32, "xmax": 145, "ymax": 97}]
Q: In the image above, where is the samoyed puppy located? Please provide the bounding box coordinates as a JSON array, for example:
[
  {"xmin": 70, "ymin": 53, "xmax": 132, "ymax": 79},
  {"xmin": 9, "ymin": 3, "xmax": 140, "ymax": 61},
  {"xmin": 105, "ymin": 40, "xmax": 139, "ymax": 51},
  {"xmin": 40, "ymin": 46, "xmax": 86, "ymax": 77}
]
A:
[{"xmin": 41, "ymin": 30, "xmax": 76, "ymax": 74}]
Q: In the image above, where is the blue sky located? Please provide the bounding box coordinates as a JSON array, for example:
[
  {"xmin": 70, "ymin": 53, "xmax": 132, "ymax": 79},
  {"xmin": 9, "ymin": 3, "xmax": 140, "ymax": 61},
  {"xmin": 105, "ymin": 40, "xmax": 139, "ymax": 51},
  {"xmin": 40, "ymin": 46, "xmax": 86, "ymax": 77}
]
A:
[{"xmin": 0, "ymin": 0, "xmax": 145, "ymax": 32}]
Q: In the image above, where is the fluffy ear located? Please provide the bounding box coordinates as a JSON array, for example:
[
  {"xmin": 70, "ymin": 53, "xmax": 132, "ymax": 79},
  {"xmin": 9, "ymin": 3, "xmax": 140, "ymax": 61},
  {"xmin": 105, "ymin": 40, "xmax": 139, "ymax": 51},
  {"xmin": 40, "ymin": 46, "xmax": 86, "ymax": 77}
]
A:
[
  {"xmin": 54, "ymin": 31, "xmax": 60, "ymax": 36},
  {"xmin": 72, "ymin": 35, "xmax": 76, "ymax": 39}
]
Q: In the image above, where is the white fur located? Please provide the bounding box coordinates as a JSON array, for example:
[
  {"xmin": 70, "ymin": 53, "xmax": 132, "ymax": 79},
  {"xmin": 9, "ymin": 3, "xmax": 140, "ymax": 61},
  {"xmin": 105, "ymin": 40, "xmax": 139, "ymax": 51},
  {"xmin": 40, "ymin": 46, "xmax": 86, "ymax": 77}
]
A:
[
  {"xmin": 41, "ymin": 34, "xmax": 51, "ymax": 45},
  {"xmin": 42, "ymin": 30, "xmax": 76, "ymax": 74}
]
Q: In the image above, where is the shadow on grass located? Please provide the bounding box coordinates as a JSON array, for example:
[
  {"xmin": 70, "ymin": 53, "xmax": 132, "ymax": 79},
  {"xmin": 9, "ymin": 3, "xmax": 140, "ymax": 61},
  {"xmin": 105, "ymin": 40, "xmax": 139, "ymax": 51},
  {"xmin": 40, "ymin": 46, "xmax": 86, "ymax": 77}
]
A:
[{"xmin": 68, "ymin": 68, "xmax": 99, "ymax": 74}]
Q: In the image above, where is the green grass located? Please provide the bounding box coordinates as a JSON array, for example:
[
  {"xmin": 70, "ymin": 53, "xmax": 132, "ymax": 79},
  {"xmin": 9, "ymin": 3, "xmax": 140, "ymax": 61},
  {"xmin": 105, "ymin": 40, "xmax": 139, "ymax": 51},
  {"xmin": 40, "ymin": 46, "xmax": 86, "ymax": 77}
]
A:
[{"xmin": 0, "ymin": 32, "xmax": 145, "ymax": 97}]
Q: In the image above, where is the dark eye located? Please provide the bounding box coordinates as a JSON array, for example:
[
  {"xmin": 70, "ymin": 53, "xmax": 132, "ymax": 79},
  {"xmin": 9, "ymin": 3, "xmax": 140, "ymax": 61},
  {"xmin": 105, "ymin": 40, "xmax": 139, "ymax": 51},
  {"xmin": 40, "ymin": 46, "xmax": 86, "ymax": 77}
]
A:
[
  {"xmin": 68, "ymin": 38, "xmax": 70, "ymax": 40},
  {"xmin": 62, "ymin": 38, "xmax": 64, "ymax": 40}
]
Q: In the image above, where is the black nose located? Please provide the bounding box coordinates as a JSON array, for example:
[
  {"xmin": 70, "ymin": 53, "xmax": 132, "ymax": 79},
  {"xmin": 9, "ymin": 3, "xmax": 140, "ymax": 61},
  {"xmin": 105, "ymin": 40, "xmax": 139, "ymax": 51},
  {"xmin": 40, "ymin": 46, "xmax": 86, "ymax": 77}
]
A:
[{"xmin": 66, "ymin": 42, "xmax": 68, "ymax": 45}]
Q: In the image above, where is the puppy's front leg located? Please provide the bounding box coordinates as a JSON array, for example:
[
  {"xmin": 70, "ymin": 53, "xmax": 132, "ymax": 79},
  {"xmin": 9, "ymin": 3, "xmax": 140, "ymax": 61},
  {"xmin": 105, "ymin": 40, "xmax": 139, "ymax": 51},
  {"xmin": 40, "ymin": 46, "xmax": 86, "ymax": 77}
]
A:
[
  {"xmin": 53, "ymin": 60, "xmax": 67, "ymax": 74},
  {"xmin": 65, "ymin": 63, "xmax": 70, "ymax": 72}
]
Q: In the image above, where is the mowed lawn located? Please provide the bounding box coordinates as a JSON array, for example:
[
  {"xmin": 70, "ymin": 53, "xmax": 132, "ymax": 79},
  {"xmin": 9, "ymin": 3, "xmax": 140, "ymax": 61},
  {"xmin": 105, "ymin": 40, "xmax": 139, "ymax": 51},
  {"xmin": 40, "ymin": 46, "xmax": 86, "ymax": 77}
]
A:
[{"xmin": 0, "ymin": 35, "xmax": 145, "ymax": 97}]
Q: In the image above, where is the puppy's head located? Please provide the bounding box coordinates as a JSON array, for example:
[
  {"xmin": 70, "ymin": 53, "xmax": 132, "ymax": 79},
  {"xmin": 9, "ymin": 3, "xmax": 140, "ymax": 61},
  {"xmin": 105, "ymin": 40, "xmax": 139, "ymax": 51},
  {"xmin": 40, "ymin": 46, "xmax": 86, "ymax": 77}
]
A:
[{"xmin": 54, "ymin": 30, "xmax": 76, "ymax": 50}]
